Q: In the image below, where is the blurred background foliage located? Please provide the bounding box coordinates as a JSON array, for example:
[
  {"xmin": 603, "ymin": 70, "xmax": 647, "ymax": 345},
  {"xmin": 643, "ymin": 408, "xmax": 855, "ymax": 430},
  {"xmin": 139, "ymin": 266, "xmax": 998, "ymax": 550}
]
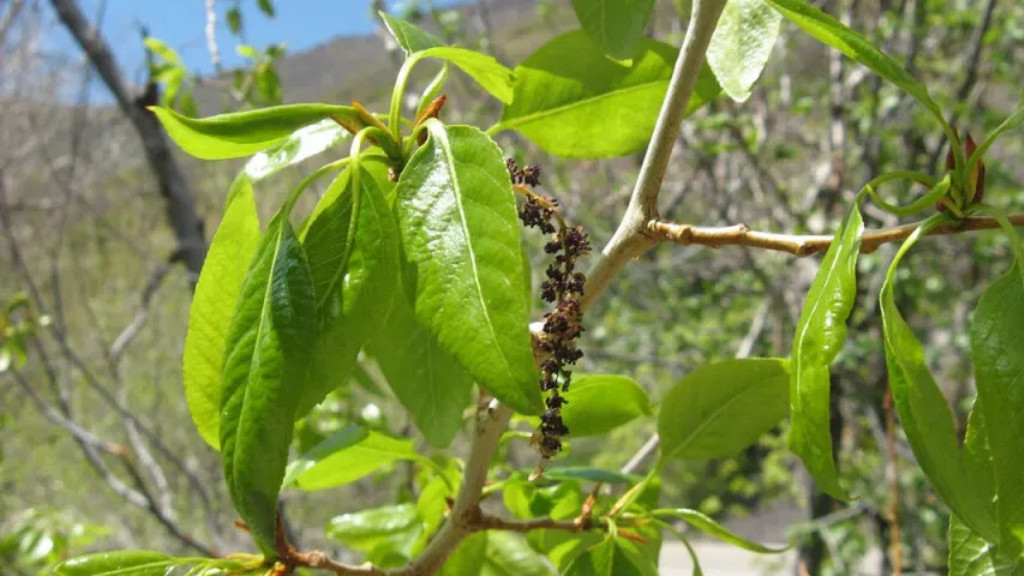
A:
[{"xmin": 1, "ymin": 0, "xmax": 1022, "ymax": 573}]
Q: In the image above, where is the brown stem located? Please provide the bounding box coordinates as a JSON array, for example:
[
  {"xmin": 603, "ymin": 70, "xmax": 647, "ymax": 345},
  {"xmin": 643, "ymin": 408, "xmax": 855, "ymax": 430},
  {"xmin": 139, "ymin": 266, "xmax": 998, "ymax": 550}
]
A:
[{"xmin": 648, "ymin": 213, "xmax": 1024, "ymax": 257}]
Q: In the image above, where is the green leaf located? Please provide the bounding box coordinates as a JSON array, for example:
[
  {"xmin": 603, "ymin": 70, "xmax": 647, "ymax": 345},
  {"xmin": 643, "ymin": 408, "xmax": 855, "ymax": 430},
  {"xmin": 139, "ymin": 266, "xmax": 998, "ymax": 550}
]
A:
[
  {"xmin": 257, "ymin": 0, "xmax": 275, "ymax": 17},
  {"xmin": 286, "ymin": 429, "xmax": 423, "ymax": 490},
  {"xmin": 481, "ymin": 532, "xmax": 553, "ymax": 576},
  {"xmin": 543, "ymin": 466, "xmax": 640, "ymax": 485},
  {"xmin": 971, "ymin": 262, "xmax": 1024, "ymax": 549},
  {"xmin": 182, "ymin": 176, "xmax": 260, "ymax": 450},
  {"xmin": 561, "ymin": 374, "xmax": 652, "ymax": 437},
  {"xmin": 652, "ymin": 509, "xmax": 786, "ymax": 553},
  {"xmin": 416, "ymin": 47, "xmax": 514, "ymax": 104},
  {"xmin": 282, "ymin": 424, "xmax": 368, "ymax": 486},
  {"xmin": 219, "ymin": 217, "xmax": 317, "ymax": 555},
  {"xmin": 326, "ymin": 503, "xmax": 422, "ymax": 562},
  {"xmin": 503, "ymin": 476, "xmax": 582, "ymax": 521},
  {"xmin": 571, "ymin": 0, "xmax": 656, "ymax": 60},
  {"xmin": 395, "ymin": 123, "xmax": 541, "ymax": 415},
  {"xmin": 880, "ymin": 216, "xmax": 998, "ymax": 542},
  {"xmin": 948, "ymin": 515, "xmax": 1023, "ymax": 575},
  {"xmin": 762, "ymin": 0, "xmax": 944, "ymax": 124},
  {"xmin": 440, "ymin": 532, "xmax": 488, "ymax": 576},
  {"xmin": 659, "ymin": 358, "xmax": 789, "ymax": 460},
  {"xmin": 367, "ymin": 281, "xmax": 473, "ymax": 448},
  {"xmin": 54, "ymin": 551, "xmax": 174, "ymax": 576},
  {"xmin": 971, "ymin": 91, "xmax": 1024, "ymax": 171},
  {"xmin": 789, "ymin": 202, "xmax": 863, "ymax": 500},
  {"xmin": 498, "ymin": 31, "xmax": 719, "ymax": 158},
  {"xmin": 707, "ymin": 0, "xmax": 782, "ymax": 102},
  {"xmin": 380, "ymin": 12, "xmax": 444, "ymax": 54},
  {"xmin": 244, "ymin": 119, "xmax": 350, "ymax": 181},
  {"xmin": 150, "ymin": 103, "xmax": 358, "ymax": 160},
  {"xmin": 299, "ymin": 167, "xmax": 400, "ymax": 416},
  {"xmin": 565, "ymin": 537, "xmax": 658, "ymax": 576}
]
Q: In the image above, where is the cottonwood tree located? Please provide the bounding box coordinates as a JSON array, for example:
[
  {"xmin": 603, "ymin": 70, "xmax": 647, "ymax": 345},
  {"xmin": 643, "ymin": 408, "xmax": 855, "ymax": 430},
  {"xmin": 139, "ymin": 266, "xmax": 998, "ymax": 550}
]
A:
[{"xmin": 46, "ymin": 0, "xmax": 1024, "ymax": 574}]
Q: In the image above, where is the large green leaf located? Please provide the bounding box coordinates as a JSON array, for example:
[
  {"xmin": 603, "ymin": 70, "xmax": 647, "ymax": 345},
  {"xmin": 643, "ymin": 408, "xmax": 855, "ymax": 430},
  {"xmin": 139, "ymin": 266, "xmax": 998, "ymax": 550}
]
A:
[
  {"xmin": 880, "ymin": 217, "xmax": 997, "ymax": 541},
  {"xmin": 652, "ymin": 509, "xmax": 786, "ymax": 553},
  {"xmin": 497, "ymin": 31, "xmax": 720, "ymax": 158},
  {"xmin": 414, "ymin": 47, "xmax": 514, "ymax": 104},
  {"xmin": 53, "ymin": 551, "xmax": 174, "ymax": 576},
  {"xmin": 367, "ymin": 279, "xmax": 473, "ymax": 448},
  {"xmin": 379, "ymin": 12, "xmax": 444, "ymax": 54},
  {"xmin": 762, "ymin": 0, "xmax": 944, "ymax": 125},
  {"xmin": 219, "ymin": 216, "xmax": 317, "ymax": 555},
  {"xmin": 182, "ymin": 176, "xmax": 260, "ymax": 449},
  {"xmin": 971, "ymin": 262, "xmax": 1024, "ymax": 549},
  {"xmin": 326, "ymin": 503, "xmax": 423, "ymax": 565},
  {"xmin": 571, "ymin": 0, "xmax": 656, "ymax": 60},
  {"xmin": 298, "ymin": 167, "xmax": 400, "ymax": 416},
  {"xmin": 440, "ymin": 532, "xmax": 489, "ymax": 576},
  {"xmin": 789, "ymin": 202, "xmax": 863, "ymax": 500},
  {"xmin": 395, "ymin": 123, "xmax": 541, "ymax": 415},
  {"xmin": 481, "ymin": 532, "xmax": 553, "ymax": 576},
  {"xmin": 286, "ymin": 429, "xmax": 423, "ymax": 490},
  {"xmin": 707, "ymin": 0, "xmax": 782, "ymax": 102},
  {"xmin": 564, "ymin": 537, "xmax": 658, "ymax": 576},
  {"xmin": 561, "ymin": 374, "xmax": 652, "ymax": 437},
  {"xmin": 659, "ymin": 358, "xmax": 789, "ymax": 460},
  {"xmin": 151, "ymin": 103, "xmax": 359, "ymax": 159},
  {"xmin": 948, "ymin": 515, "xmax": 1023, "ymax": 575},
  {"xmin": 243, "ymin": 118, "xmax": 350, "ymax": 181}
]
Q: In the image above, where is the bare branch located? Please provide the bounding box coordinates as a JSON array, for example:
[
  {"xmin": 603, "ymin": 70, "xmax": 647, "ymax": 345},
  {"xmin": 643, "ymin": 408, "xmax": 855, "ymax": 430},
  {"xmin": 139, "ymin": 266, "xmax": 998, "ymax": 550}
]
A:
[
  {"xmin": 204, "ymin": 0, "xmax": 221, "ymax": 71},
  {"xmin": 48, "ymin": 0, "xmax": 207, "ymax": 282},
  {"xmin": 648, "ymin": 213, "xmax": 1024, "ymax": 257},
  {"xmin": 581, "ymin": 0, "xmax": 728, "ymax": 312}
]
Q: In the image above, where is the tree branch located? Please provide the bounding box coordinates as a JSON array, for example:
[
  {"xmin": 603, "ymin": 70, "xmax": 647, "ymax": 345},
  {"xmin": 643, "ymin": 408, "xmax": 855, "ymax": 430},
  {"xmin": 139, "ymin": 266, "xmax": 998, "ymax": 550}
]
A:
[
  {"xmin": 581, "ymin": 0, "xmax": 728, "ymax": 312},
  {"xmin": 648, "ymin": 213, "xmax": 1024, "ymax": 257},
  {"xmin": 48, "ymin": 0, "xmax": 207, "ymax": 283}
]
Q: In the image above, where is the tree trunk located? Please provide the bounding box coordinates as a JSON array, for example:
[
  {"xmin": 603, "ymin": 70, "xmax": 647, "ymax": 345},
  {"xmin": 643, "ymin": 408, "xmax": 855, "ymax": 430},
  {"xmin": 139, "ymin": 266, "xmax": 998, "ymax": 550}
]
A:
[{"xmin": 49, "ymin": 0, "xmax": 207, "ymax": 284}]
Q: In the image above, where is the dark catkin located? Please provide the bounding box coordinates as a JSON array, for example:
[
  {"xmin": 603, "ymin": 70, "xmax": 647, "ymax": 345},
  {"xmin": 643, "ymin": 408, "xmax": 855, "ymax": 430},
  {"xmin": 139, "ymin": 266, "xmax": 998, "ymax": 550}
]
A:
[{"xmin": 508, "ymin": 159, "xmax": 591, "ymax": 460}]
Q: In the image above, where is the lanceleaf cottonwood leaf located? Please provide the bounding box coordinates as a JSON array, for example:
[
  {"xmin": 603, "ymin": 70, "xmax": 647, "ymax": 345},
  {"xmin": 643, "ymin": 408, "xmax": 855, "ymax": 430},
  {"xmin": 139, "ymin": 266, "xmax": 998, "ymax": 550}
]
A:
[
  {"xmin": 659, "ymin": 358, "xmax": 789, "ymax": 460},
  {"xmin": 298, "ymin": 167, "xmax": 399, "ymax": 417},
  {"xmin": 53, "ymin": 551, "xmax": 175, "ymax": 576},
  {"xmin": 326, "ymin": 503, "xmax": 424, "ymax": 565},
  {"xmin": 971, "ymin": 262, "xmax": 1024, "ymax": 550},
  {"xmin": 286, "ymin": 429, "xmax": 424, "ymax": 491},
  {"xmin": 415, "ymin": 47, "xmax": 514, "ymax": 104},
  {"xmin": 367, "ymin": 279, "xmax": 473, "ymax": 448},
  {"xmin": 707, "ymin": 0, "xmax": 782, "ymax": 102},
  {"xmin": 948, "ymin": 515, "xmax": 1023, "ymax": 575},
  {"xmin": 789, "ymin": 202, "xmax": 862, "ymax": 500},
  {"xmin": 244, "ymin": 118, "xmax": 350, "ymax": 181},
  {"xmin": 379, "ymin": 12, "xmax": 444, "ymax": 54},
  {"xmin": 880, "ymin": 218, "xmax": 998, "ymax": 542},
  {"xmin": 498, "ymin": 30, "xmax": 720, "ymax": 158},
  {"xmin": 395, "ymin": 123, "xmax": 541, "ymax": 415},
  {"xmin": 652, "ymin": 509, "xmax": 786, "ymax": 554},
  {"xmin": 571, "ymin": 0, "xmax": 656, "ymax": 60},
  {"xmin": 220, "ymin": 216, "xmax": 317, "ymax": 556},
  {"xmin": 762, "ymin": 0, "xmax": 944, "ymax": 125},
  {"xmin": 150, "ymin": 103, "xmax": 359, "ymax": 159},
  {"xmin": 561, "ymin": 374, "xmax": 651, "ymax": 437},
  {"xmin": 565, "ymin": 537, "xmax": 658, "ymax": 576},
  {"xmin": 182, "ymin": 176, "xmax": 260, "ymax": 449}
]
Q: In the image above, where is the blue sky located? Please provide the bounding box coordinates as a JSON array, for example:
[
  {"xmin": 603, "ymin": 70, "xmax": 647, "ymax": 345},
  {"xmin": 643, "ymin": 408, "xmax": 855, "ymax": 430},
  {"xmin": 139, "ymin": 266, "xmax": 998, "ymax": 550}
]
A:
[{"xmin": 51, "ymin": 1, "xmax": 460, "ymax": 87}]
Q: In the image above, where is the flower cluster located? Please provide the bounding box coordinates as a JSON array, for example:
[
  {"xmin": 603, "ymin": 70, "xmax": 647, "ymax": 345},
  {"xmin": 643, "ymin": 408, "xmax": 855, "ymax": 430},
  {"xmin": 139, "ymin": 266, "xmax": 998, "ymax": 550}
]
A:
[{"xmin": 508, "ymin": 159, "xmax": 591, "ymax": 460}]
